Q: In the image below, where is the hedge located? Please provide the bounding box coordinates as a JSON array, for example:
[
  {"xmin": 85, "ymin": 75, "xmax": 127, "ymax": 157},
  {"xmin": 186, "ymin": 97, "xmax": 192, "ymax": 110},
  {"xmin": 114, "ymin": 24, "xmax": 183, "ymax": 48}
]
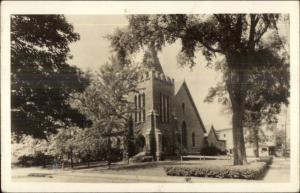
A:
[
  {"xmin": 164, "ymin": 161, "xmax": 269, "ymax": 180},
  {"xmin": 257, "ymin": 156, "xmax": 273, "ymax": 165}
]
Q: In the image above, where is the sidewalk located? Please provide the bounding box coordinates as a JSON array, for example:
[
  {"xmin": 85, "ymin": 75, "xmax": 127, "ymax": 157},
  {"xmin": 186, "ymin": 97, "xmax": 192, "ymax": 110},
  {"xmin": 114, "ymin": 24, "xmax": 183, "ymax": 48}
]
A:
[{"xmin": 262, "ymin": 157, "xmax": 290, "ymax": 182}]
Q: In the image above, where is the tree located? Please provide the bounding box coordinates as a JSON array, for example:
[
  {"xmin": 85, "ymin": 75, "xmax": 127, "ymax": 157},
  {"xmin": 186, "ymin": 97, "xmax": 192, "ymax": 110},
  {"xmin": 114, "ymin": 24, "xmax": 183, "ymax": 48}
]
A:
[
  {"xmin": 12, "ymin": 134, "xmax": 50, "ymax": 167},
  {"xmin": 206, "ymin": 48, "xmax": 289, "ymax": 158},
  {"xmin": 108, "ymin": 14, "xmax": 289, "ymax": 165},
  {"xmin": 11, "ymin": 15, "xmax": 90, "ymax": 139},
  {"xmin": 72, "ymin": 58, "xmax": 140, "ymax": 167},
  {"xmin": 126, "ymin": 115, "xmax": 135, "ymax": 159},
  {"xmin": 48, "ymin": 126, "xmax": 83, "ymax": 168}
]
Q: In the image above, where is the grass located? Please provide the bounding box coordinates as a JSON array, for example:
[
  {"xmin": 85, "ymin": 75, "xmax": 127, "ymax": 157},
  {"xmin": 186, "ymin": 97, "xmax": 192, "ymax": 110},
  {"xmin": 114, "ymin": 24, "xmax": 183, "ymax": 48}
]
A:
[{"xmin": 74, "ymin": 159, "xmax": 236, "ymax": 177}]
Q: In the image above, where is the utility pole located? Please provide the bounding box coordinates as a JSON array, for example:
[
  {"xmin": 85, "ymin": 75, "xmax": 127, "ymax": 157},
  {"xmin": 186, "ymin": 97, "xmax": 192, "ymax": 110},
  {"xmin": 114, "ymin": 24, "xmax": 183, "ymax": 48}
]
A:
[
  {"xmin": 284, "ymin": 106, "xmax": 287, "ymax": 159},
  {"xmin": 282, "ymin": 124, "xmax": 285, "ymax": 158}
]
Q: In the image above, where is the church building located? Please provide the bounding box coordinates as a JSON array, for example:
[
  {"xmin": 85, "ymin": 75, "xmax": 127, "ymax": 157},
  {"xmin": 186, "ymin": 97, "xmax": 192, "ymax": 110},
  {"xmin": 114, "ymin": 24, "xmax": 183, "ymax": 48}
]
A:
[{"xmin": 129, "ymin": 49, "xmax": 207, "ymax": 160}]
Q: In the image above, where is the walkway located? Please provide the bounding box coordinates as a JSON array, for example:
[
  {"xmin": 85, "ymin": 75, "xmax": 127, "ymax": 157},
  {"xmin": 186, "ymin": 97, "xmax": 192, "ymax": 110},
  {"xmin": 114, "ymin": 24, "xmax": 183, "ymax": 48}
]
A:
[{"xmin": 262, "ymin": 157, "xmax": 290, "ymax": 182}]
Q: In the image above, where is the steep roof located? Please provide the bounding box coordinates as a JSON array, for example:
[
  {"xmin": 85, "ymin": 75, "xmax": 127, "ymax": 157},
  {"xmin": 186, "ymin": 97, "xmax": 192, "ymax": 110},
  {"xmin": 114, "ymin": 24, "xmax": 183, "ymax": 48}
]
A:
[
  {"xmin": 176, "ymin": 81, "xmax": 207, "ymax": 133},
  {"xmin": 206, "ymin": 125, "xmax": 226, "ymax": 142},
  {"xmin": 142, "ymin": 46, "xmax": 164, "ymax": 73}
]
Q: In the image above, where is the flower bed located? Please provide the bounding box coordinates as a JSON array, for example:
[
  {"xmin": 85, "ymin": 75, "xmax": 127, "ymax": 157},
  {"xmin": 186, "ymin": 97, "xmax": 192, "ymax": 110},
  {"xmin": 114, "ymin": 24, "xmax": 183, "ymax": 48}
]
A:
[{"xmin": 164, "ymin": 161, "xmax": 269, "ymax": 180}]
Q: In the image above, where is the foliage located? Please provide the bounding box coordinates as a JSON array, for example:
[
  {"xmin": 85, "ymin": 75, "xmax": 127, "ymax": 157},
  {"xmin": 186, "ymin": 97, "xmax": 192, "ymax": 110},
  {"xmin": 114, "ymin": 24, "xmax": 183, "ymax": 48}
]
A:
[
  {"xmin": 126, "ymin": 116, "xmax": 135, "ymax": 158},
  {"xmin": 11, "ymin": 15, "xmax": 90, "ymax": 139},
  {"xmin": 274, "ymin": 129, "xmax": 285, "ymax": 147},
  {"xmin": 71, "ymin": 58, "xmax": 141, "ymax": 166},
  {"xmin": 11, "ymin": 134, "xmax": 51, "ymax": 166},
  {"xmin": 47, "ymin": 126, "xmax": 83, "ymax": 167},
  {"xmin": 164, "ymin": 162, "xmax": 268, "ymax": 179},
  {"xmin": 200, "ymin": 146, "xmax": 224, "ymax": 156},
  {"xmin": 257, "ymin": 156, "xmax": 273, "ymax": 165}
]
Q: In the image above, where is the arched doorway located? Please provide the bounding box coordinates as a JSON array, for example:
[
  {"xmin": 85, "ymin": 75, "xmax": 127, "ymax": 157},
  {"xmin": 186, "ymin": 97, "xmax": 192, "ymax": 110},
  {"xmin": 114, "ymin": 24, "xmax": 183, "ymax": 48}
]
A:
[{"xmin": 135, "ymin": 134, "xmax": 146, "ymax": 153}]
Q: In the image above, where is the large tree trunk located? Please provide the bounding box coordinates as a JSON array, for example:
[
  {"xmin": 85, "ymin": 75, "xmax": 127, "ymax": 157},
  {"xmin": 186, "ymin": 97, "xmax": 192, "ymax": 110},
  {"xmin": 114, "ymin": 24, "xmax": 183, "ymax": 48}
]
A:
[
  {"xmin": 226, "ymin": 56, "xmax": 248, "ymax": 165},
  {"xmin": 232, "ymin": 104, "xmax": 248, "ymax": 165}
]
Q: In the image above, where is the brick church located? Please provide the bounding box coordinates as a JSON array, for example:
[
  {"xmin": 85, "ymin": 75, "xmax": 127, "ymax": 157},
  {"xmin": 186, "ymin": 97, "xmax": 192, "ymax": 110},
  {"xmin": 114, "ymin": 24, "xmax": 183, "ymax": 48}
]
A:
[{"xmin": 129, "ymin": 49, "xmax": 207, "ymax": 160}]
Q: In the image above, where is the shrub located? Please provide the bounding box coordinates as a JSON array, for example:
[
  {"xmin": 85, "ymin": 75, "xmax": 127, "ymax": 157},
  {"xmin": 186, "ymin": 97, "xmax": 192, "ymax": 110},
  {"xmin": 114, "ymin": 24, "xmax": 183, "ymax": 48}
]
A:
[
  {"xmin": 200, "ymin": 146, "xmax": 223, "ymax": 156},
  {"xmin": 17, "ymin": 153, "xmax": 54, "ymax": 167},
  {"xmin": 164, "ymin": 162, "xmax": 268, "ymax": 180},
  {"xmin": 257, "ymin": 156, "xmax": 273, "ymax": 165}
]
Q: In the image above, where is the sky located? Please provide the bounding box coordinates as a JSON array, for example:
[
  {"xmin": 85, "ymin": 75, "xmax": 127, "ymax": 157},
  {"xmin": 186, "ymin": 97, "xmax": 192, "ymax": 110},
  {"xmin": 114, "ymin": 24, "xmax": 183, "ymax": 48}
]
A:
[{"xmin": 65, "ymin": 15, "xmax": 290, "ymax": 134}]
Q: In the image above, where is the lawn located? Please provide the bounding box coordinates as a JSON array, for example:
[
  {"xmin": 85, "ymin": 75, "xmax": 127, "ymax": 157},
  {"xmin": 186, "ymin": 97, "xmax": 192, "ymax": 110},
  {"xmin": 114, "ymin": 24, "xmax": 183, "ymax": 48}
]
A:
[{"xmin": 75, "ymin": 159, "xmax": 235, "ymax": 177}]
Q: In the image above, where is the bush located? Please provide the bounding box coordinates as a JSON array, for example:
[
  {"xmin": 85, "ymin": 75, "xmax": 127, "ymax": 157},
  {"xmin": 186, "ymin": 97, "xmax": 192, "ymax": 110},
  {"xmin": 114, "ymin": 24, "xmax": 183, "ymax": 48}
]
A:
[
  {"xmin": 257, "ymin": 156, "xmax": 273, "ymax": 165},
  {"xmin": 200, "ymin": 146, "xmax": 223, "ymax": 156},
  {"xmin": 17, "ymin": 153, "xmax": 54, "ymax": 167},
  {"xmin": 164, "ymin": 162, "xmax": 268, "ymax": 180}
]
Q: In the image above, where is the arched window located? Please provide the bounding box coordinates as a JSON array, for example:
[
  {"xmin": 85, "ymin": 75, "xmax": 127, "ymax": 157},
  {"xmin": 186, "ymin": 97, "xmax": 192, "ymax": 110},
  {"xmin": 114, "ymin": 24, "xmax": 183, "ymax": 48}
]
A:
[
  {"xmin": 192, "ymin": 132, "xmax": 195, "ymax": 147},
  {"xmin": 181, "ymin": 121, "xmax": 187, "ymax": 148},
  {"xmin": 182, "ymin": 102, "xmax": 185, "ymax": 114}
]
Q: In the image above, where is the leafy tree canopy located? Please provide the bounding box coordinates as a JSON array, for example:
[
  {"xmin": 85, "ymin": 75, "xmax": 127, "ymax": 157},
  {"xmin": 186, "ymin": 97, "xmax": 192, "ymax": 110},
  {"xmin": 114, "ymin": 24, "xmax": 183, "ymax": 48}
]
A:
[
  {"xmin": 11, "ymin": 15, "xmax": 90, "ymax": 139},
  {"xmin": 71, "ymin": 58, "xmax": 142, "ymax": 165}
]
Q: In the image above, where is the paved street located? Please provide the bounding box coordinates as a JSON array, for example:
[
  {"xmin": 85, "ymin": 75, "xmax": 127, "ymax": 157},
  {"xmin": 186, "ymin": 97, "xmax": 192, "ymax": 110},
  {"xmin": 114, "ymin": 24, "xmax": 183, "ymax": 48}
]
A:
[{"xmin": 12, "ymin": 158, "xmax": 290, "ymax": 183}]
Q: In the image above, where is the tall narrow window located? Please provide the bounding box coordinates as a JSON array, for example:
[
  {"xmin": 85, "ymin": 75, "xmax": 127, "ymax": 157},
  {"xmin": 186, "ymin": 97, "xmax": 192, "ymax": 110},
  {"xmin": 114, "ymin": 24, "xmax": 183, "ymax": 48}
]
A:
[
  {"xmin": 182, "ymin": 121, "xmax": 187, "ymax": 148},
  {"xmin": 138, "ymin": 94, "xmax": 141, "ymax": 122},
  {"xmin": 192, "ymin": 132, "xmax": 195, "ymax": 147},
  {"xmin": 142, "ymin": 93, "xmax": 146, "ymax": 122},
  {"xmin": 164, "ymin": 95, "xmax": 167, "ymax": 123},
  {"xmin": 134, "ymin": 95, "xmax": 137, "ymax": 122},
  {"xmin": 182, "ymin": 102, "xmax": 185, "ymax": 114},
  {"xmin": 166, "ymin": 96, "xmax": 169, "ymax": 123},
  {"xmin": 140, "ymin": 94, "xmax": 143, "ymax": 122},
  {"xmin": 160, "ymin": 93, "xmax": 164, "ymax": 122}
]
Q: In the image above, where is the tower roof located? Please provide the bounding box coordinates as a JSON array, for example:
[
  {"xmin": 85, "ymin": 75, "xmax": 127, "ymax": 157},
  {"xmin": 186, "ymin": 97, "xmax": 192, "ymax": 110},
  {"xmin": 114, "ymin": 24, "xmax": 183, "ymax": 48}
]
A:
[{"xmin": 142, "ymin": 46, "xmax": 164, "ymax": 73}]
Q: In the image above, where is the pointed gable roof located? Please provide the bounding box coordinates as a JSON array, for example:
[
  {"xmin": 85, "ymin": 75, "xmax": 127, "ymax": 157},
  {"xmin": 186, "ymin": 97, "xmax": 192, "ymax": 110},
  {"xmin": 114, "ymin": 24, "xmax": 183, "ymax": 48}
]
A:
[
  {"xmin": 176, "ymin": 81, "xmax": 207, "ymax": 133},
  {"xmin": 207, "ymin": 125, "xmax": 219, "ymax": 139},
  {"xmin": 142, "ymin": 46, "xmax": 164, "ymax": 73}
]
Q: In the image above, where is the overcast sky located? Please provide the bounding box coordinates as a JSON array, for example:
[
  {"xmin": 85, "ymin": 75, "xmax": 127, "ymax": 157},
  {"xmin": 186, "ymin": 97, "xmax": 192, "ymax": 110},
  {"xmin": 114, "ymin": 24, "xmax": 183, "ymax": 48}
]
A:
[{"xmin": 65, "ymin": 15, "xmax": 290, "ymax": 133}]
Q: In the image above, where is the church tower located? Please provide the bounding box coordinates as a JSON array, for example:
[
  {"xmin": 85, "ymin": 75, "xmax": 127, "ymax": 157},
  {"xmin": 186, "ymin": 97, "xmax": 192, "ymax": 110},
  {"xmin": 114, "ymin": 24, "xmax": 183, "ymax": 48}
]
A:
[{"xmin": 131, "ymin": 47, "xmax": 176, "ymax": 160}]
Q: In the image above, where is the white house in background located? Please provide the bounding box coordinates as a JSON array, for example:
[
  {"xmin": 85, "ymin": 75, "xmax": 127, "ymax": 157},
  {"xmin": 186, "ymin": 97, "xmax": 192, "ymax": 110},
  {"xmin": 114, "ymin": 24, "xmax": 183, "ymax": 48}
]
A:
[
  {"xmin": 216, "ymin": 127, "xmax": 277, "ymax": 157},
  {"xmin": 244, "ymin": 128, "xmax": 277, "ymax": 157}
]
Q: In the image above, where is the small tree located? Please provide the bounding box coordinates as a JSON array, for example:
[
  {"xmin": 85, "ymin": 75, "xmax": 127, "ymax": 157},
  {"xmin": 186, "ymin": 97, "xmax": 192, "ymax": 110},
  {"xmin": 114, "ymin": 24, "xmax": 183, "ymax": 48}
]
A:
[
  {"xmin": 72, "ymin": 58, "xmax": 140, "ymax": 167},
  {"xmin": 11, "ymin": 134, "xmax": 50, "ymax": 167},
  {"xmin": 48, "ymin": 126, "xmax": 81, "ymax": 168},
  {"xmin": 126, "ymin": 115, "xmax": 135, "ymax": 160},
  {"xmin": 73, "ymin": 127, "xmax": 105, "ymax": 167}
]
